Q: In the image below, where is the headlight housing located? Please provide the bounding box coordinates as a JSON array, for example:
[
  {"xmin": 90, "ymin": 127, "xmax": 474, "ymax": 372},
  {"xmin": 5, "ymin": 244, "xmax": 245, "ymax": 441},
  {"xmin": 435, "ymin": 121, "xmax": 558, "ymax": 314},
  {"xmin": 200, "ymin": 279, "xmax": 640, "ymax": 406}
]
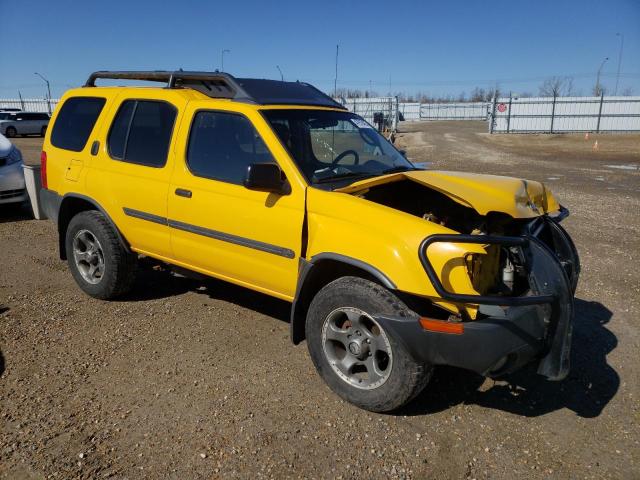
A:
[{"xmin": 5, "ymin": 146, "xmax": 23, "ymax": 165}]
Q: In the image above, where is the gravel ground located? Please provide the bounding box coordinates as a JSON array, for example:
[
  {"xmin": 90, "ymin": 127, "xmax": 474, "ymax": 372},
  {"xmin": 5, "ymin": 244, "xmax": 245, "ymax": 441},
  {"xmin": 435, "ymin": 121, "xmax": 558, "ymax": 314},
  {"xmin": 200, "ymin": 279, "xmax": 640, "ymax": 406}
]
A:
[{"xmin": 1, "ymin": 125, "xmax": 639, "ymax": 479}]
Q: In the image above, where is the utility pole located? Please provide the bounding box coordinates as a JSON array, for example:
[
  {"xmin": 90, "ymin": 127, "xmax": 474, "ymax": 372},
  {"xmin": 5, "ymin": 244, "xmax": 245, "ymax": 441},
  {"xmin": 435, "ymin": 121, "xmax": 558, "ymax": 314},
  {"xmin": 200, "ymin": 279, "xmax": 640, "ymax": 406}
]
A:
[
  {"xmin": 220, "ymin": 49, "xmax": 230, "ymax": 71},
  {"xmin": 34, "ymin": 72, "xmax": 52, "ymax": 114},
  {"xmin": 276, "ymin": 65, "xmax": 284, "ymax": 81},
  {"xmin": 595, "ymin": 57, "xmax": 609, "ymax": 96},
  {"xmin": 333, "ymin": 45, "xmax": 339, "ymax": 97},
  {"xmin": 615, "ymin": 33, "xmax": 624, "ymax": 95}
]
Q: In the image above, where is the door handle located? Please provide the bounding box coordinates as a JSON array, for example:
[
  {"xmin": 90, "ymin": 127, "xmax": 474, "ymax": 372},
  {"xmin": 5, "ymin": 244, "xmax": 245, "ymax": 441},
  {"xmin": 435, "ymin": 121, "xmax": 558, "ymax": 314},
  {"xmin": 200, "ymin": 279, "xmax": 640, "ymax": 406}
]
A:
[{"xmin": 175, "ymin": 188, "xmax": 192, "ymax": 198}]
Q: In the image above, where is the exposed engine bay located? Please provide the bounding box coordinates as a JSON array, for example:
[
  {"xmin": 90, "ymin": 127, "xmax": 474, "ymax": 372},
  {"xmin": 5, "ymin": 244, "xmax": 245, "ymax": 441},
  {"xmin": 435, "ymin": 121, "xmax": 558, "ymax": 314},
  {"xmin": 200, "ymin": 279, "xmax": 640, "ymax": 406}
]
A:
[{"xmin": 355, "ymin": 179, "xmax": 539, "ymax": 300}]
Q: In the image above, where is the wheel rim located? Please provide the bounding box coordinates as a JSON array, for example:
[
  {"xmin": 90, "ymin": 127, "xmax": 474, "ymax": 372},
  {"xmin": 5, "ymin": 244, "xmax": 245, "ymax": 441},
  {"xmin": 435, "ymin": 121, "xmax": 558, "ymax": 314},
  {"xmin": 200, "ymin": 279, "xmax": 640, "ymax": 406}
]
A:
[
  {"xmin": 72, "ymin": 229, "xmax": 105, "ymax": 284},
  {"xmin": 322, "ymin": 307, "xmax": 393, "ymax": 390}
]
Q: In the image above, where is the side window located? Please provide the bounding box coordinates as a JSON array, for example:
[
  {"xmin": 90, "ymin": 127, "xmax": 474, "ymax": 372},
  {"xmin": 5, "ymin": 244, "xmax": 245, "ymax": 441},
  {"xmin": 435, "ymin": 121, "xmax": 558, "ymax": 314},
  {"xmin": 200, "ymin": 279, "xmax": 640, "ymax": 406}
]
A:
[
  {"xmin": 187, "ymin": 110, "xmax": 275, "ymax": 184},
  {"xmin": 50, "ymin": 97, "xmax": 106, "ymax": 152},
  {"xmin": 107, "ymin": 100, "xmax": 176, "ymax": 167}
]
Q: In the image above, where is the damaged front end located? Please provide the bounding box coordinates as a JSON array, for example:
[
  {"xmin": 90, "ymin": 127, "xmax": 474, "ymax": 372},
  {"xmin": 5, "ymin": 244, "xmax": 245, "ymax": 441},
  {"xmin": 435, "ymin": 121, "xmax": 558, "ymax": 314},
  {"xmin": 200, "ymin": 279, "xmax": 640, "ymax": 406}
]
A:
[{"xmin": 339, "ymin": 172, "xmax": 579, "ymax": 381}]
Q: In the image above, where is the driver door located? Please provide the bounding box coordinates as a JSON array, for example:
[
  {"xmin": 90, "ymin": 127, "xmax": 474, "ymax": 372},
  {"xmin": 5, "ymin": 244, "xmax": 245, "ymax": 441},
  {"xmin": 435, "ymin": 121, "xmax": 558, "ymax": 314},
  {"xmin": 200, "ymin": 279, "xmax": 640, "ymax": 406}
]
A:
[{"xmin": 168, "ymin": 105, "xmax": 305, "ymax": 300}]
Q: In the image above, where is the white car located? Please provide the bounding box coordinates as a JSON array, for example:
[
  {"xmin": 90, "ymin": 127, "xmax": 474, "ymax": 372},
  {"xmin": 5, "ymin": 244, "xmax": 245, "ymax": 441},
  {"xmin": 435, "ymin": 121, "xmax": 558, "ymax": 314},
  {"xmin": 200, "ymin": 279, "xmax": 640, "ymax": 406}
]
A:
[
  {"xmin": 0, "ymin": 133, "xmax": 27, "ymax": 204},
  {"xmin": 0, "ymin": 112, "xmax": 50, "ymax": 137}
]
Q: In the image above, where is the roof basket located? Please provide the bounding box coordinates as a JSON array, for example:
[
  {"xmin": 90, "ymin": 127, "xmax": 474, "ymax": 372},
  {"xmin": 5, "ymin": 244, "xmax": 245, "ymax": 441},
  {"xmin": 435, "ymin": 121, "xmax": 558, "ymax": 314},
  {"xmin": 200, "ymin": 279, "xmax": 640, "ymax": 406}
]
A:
[{"xmin": 84, "ymin": 70, "xmax": 346, "ymax": 109}]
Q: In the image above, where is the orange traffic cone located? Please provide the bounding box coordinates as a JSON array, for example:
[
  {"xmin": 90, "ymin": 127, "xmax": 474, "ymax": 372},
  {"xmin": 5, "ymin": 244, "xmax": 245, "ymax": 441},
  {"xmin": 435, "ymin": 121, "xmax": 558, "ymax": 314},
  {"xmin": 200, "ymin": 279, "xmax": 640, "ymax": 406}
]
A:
[
  {"xmin": 584, "ymin": 132, "xmax": 590, "ymax": 140},
  {"xmin": 592, "ymin": 140, "xmax": 599, "ymax": 151}
]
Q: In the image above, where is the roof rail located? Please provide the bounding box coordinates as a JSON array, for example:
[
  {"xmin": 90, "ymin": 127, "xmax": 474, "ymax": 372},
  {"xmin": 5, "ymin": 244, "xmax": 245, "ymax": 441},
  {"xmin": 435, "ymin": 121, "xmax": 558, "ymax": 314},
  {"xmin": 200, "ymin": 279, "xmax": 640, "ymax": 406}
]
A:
[
  {"xmin": 84, "ymin": 70, "xmax": 346, "ymax": 109},
  {"xmin": 84, "ymin": 70, "xmax": 250, "ymax": 100}
]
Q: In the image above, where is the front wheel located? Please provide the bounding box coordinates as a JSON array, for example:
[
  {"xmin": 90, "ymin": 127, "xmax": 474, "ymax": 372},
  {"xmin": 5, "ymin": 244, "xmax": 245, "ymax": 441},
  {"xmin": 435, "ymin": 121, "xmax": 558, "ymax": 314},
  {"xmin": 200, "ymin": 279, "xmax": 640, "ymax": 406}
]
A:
[
  {"xmin": 306, "ymin": 276, "xmax": 433, "ymax": 412},
  {"xmin": 5, "ymin": 126, "xmax": 17, "ymax": 138},
  {"xmin": 65, "ymin": 210, "xmax": 137, "ymax": 299}
]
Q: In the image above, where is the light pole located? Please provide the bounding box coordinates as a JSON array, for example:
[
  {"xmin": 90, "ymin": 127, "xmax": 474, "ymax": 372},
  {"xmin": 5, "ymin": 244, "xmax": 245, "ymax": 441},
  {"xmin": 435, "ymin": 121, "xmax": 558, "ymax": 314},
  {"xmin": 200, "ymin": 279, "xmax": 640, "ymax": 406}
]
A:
[
  {"xmin": 34, "ymin": 72, "xmax": 52, "ymax": 114},
  {"xmin": 595, "ymin": 57, "xmax": 609, "ymax": 96},
  {"xmin": 276, "ymin": 65, "xmax": 283, "ymax": 81},
  {"xmin": 615, "ymin": 33, "xmax": 624, "ymax": 95},
  {"xmin": 333, "ymin": 44, "xmax": 339, "ymax": 97},
  {"xmin": 220, "ymin": 49, "xmax": 230, "ymax": 72}
]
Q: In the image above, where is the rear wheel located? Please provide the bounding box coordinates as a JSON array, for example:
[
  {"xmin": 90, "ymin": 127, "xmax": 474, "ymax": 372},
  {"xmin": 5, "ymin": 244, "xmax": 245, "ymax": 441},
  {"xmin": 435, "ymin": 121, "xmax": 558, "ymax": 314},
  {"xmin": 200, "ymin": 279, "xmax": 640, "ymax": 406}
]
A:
[
  {"xmin": 65, "ymin": 211, "xmax": 137, "ymax": 299},
  {"xmin": 40, "ymin": 125, "xmax": 47, "ymax": 137},
  {"xmin": 5, "ymin": 127, "xmax": 17, "ymax": 138},
  {"xmin": 306, "ymin": 276, "xmax": 432, "ymax": 412}
]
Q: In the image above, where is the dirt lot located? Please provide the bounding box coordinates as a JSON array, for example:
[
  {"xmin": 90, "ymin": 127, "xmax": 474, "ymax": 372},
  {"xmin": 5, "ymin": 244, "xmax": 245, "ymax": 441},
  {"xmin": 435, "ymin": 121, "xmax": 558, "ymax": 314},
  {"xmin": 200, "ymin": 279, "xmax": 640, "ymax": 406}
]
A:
[{"xmin": 1, "ymin": 124, "xmax": 639, "ymax": 479}]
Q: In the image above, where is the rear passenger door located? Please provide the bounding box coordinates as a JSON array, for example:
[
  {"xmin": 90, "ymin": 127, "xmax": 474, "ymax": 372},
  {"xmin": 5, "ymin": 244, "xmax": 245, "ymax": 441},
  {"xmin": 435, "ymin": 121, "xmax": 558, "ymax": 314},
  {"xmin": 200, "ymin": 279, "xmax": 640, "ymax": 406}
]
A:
[{"xmin": 89, "ymin": 93, "xmax": 186, "ymax": 259}]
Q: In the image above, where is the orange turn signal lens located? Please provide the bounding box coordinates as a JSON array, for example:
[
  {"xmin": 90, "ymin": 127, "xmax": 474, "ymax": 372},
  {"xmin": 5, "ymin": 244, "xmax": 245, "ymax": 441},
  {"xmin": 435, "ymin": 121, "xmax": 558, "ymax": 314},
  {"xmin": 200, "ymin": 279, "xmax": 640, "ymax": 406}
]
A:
[{"xmin": 419, "ymin": 317, "xmax": 464, "ymax": 335}]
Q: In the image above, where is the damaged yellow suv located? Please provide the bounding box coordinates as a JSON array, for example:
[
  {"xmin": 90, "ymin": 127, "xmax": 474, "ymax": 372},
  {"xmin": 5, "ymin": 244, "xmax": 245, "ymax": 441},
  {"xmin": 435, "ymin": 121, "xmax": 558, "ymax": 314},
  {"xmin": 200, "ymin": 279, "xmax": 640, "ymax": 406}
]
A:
[{"xmin": 40, "ymin": 71, "xmax": 579, "ymax": 412}]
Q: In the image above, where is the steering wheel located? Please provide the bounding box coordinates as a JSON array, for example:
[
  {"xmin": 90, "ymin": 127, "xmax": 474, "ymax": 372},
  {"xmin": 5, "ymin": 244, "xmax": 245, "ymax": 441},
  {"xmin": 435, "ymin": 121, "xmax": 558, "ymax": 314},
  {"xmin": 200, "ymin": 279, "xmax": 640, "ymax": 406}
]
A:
[{"xmin": 331, "ymin": 149, "xmax": 360, "ymax": 167}]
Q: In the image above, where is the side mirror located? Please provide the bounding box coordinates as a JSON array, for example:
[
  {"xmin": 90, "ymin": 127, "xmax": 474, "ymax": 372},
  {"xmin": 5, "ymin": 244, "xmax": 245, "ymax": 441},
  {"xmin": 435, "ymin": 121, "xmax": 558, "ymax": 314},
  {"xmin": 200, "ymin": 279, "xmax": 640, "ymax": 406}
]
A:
[{"xmin": 244, "ymin": 163, "xmax": 288, "ymax": 194}]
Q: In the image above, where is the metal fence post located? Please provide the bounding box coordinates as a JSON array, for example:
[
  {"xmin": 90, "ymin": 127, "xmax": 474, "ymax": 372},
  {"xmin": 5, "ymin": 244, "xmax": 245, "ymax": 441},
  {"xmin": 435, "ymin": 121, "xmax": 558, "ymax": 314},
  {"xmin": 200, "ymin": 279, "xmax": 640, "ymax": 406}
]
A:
[
  {"xmin": 596, "ymin": 94, "xmax": 605, "ymax": 133},
  {"xmin": 506, "ymin": 94, "xmax": 513, "ymax": 133},
  {"xmin": 393, "ymin": 96, "xmax": 399, "ymax": 131},
  {"xmin": 550, "ymin": 93, "xmax": 557, "ymax": 133},
  {"xmin": 489, "ymin": 97, "xmax": 497, "ymax": 133}
]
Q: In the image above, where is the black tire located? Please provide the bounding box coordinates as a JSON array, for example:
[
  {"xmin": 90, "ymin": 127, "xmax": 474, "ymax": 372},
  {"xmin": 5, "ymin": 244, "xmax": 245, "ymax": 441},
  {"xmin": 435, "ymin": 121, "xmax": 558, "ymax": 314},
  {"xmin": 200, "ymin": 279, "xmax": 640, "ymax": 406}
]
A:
[
  {"xmin": 41, "ymin": 125, "xmax": 47, "ymax": 137},
  {"xmin": 306, "ymin": 276, "xmax": 432, "ymax": 412},
  {"xmin": 5, "ymin": 127, "xmax": 17, "ymax": 138},
  {"xmin": 65, "ymin": 210, "xmax": 137, "ymax": 299}
]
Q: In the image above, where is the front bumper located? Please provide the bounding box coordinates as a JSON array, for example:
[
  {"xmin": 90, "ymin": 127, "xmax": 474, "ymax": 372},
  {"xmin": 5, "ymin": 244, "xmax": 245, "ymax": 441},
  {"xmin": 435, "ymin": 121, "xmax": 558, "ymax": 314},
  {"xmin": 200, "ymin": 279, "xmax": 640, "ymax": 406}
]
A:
[{"xmin": 377, "ymin": 216, "xmax": 577, "ymax": 381}]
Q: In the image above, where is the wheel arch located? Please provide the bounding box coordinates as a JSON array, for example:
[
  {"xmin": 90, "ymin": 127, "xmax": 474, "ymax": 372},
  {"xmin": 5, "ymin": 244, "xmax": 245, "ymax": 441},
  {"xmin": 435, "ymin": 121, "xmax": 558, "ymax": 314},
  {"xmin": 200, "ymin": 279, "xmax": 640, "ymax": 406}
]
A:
[
  {"xmin": 290, "ymin": 253, "xmax": 397, "ymax": 345},
  {"xmin": 58, "ymin": 194, "xmax": 130, "ymax": 260}
]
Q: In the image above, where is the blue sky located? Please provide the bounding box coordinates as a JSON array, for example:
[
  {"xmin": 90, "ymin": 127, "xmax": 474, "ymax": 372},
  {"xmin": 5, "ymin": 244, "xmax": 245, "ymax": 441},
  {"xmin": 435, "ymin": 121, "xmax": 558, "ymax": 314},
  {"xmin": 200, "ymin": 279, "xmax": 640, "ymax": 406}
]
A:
[{"xmin": 0, "ymin": 0, "xmax": 638, "ymax": 99}]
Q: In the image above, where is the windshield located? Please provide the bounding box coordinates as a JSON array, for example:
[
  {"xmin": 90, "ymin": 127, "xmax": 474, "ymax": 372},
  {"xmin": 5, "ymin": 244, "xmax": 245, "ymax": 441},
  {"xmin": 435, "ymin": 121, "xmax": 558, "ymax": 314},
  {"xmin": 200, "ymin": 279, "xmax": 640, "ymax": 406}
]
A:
[{"xmin": 262, "ymin": 109, "xmax": 414, "ymax": 186}]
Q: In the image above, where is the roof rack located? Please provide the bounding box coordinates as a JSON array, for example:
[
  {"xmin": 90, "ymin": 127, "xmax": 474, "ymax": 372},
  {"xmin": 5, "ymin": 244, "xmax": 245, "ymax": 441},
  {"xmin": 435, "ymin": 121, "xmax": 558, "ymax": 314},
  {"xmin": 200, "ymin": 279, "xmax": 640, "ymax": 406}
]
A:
[{"xmin": 84, "ymin": 70, "xmax": 346, "ymax": 109}]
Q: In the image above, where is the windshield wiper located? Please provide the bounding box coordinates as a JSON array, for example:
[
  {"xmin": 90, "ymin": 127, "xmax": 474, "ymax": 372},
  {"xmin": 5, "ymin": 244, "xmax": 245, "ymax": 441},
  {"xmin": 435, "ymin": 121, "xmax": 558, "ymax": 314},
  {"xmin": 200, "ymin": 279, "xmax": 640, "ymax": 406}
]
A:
[
  {"xmin": 381, "ymin": 165, "xmax": 415, "ymax": 175},
  {"xmin": 314, "ymin": 171, "xmax": 377, "ymax": 184}
]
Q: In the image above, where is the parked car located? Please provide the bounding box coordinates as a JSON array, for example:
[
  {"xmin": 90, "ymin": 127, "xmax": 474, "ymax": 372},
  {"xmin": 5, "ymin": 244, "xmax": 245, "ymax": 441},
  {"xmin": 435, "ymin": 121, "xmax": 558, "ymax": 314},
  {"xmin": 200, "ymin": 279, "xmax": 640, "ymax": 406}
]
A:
[
  {"xmin": 0, "ymin": 112, "xmax": 50, "ymax": 137},
  {"xmin": 0, "ymin": 133, "xmax": 27, "ymax": 204},
  {"xmin": 39, "ymin": 70, "xmax": 579, "ymax": 412}
]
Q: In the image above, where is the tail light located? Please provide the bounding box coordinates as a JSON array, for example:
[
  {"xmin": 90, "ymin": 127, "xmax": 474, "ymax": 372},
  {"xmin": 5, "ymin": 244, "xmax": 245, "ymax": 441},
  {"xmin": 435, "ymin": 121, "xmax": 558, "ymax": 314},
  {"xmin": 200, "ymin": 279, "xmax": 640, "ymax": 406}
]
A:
[{"xmin": 40, "ymin": 150, "xmax": 48, "ymax": 189}]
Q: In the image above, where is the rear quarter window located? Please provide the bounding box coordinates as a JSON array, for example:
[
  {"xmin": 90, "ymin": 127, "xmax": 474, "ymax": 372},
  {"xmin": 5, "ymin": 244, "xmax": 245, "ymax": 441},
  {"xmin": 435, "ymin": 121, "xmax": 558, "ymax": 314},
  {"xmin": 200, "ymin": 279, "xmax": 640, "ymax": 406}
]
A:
[
  {"xmin": 107, "ymin": 100, "xmax": 177, "ymax": 168},
  {"xmin": 50, "ymin": 97, "xmax": 106, "ymax": 152}
]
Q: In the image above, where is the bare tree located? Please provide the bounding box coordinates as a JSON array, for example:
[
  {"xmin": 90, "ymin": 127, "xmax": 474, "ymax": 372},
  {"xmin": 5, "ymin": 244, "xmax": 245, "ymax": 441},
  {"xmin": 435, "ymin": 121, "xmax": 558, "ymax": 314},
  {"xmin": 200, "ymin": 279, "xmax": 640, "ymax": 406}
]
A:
[
  {"xmin": 539, "ymin": 76, "xmax": 574, "ymax": 96},
  {"xmin": 470, "ymin": 87, "xmax": 486, "ymax": 102},
  {"xmin": 621, "ymin": 86, "xmax": 634, "ymax": 96},
  {"xmin": 592, "ymin": 84, "xmax": 608, "ymax": 96}
]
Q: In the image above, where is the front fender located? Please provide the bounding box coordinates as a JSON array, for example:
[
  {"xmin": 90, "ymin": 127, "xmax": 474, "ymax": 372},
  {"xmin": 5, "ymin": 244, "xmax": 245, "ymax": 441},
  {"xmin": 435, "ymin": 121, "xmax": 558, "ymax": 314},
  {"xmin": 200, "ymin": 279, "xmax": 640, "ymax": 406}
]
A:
[{"xmin": 305, "ymin": 188, "xmax": 487, "ymax": 314}]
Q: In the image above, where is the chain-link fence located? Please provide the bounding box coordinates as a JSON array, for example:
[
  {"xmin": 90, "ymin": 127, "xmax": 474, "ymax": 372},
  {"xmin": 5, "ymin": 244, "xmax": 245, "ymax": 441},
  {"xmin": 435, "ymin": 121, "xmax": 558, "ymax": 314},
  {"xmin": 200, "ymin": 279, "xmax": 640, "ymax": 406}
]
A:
[{"xmin": 335, "ymin": 97, "xmax": 399, "ymax": 131}]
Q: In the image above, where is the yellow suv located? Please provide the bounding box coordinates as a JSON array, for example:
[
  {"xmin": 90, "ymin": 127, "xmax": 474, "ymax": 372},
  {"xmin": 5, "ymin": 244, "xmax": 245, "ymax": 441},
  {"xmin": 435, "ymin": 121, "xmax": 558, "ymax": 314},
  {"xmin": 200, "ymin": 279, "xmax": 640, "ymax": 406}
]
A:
[{"xmin": 40, "ymin": 71, "xmax": 579, "ymax": 412}]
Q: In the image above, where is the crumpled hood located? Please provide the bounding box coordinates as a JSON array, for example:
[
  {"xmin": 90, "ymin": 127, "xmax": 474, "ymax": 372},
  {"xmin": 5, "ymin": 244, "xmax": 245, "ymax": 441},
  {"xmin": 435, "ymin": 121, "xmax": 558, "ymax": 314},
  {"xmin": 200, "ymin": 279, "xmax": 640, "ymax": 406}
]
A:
[{"xmin": 335, "ymin": 170, "xmax": 560, "ymax": 218}]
